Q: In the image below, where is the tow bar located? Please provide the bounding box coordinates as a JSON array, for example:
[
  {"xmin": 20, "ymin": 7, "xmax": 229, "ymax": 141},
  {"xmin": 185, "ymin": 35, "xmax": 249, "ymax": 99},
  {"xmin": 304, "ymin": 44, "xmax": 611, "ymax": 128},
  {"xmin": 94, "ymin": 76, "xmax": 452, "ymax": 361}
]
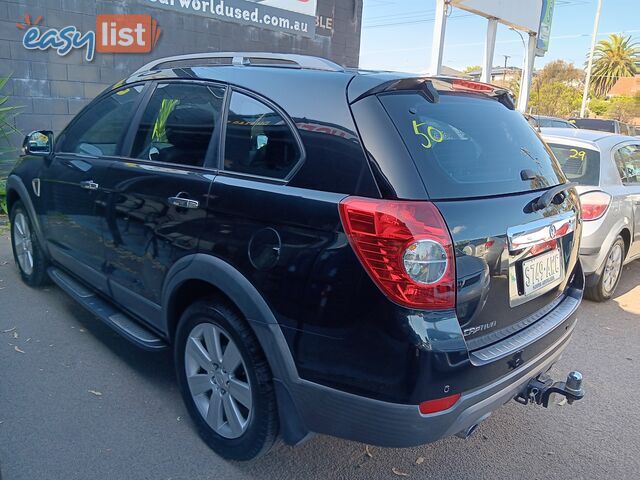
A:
[{"xmin": 515, "ymin": 371, "xmax": 585, "ymax": 407}]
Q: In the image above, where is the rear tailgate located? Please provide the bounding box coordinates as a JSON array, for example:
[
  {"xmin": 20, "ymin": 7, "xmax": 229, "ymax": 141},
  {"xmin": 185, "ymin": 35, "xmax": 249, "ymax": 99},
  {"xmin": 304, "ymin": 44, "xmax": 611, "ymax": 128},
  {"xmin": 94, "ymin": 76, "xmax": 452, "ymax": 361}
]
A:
[
  {"xmin": 434, "ymin": 192, "xmax": 580, "ymax": 349},
  {"xmin": 372, "ymin": 84, "xmax": 581, "ymax": 348}
]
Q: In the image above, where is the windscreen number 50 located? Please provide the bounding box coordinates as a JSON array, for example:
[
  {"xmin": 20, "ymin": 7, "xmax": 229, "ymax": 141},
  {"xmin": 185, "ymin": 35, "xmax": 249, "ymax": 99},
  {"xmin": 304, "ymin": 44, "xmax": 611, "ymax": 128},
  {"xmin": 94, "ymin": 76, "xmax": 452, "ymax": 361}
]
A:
[{"xmin": 412, "ymin": 120, "xmax": 444, "ymax": 150}]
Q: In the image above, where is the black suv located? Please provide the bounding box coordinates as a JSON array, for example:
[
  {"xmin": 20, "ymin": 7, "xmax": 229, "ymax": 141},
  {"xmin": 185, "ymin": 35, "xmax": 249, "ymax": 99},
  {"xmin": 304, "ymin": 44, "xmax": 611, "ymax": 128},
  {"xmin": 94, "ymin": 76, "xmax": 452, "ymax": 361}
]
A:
[{"xmin": 8, "ymin": 53, "xmax": 585, "ymax": 461}]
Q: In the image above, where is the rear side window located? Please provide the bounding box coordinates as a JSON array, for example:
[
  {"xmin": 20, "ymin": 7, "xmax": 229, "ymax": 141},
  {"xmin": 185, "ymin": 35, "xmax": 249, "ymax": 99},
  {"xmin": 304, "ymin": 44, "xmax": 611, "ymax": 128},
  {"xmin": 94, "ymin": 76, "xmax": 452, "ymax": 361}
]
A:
[
  {"xmin": 379, "ymin": 93, "xmax": 564, "ymax": 199},
  {"xmin": 131, "ymin": 82, "xmax": 225, "ymax": 167},
  {"xmin": 614, "ymin": 144, "xmax": 640, "ymax": 185},
  {"xmin": 59, "ymin": 86, "xmax": 143, "ymax": 156},
  {"xmin": 548, "ymin": 144, "xmax": 600, "ymax": 185},
  {"xmin": 223, "ymin": 92, "xmax": 300, "ymax": 179}
]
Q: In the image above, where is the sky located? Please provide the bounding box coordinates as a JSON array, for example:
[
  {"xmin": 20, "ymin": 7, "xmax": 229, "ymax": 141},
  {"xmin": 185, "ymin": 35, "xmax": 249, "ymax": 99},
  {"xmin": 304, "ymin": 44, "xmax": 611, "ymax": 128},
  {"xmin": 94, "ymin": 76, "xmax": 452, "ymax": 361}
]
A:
[{"xmin": 359, "ymin": 0, "xmax": 640, "ymax": 73}]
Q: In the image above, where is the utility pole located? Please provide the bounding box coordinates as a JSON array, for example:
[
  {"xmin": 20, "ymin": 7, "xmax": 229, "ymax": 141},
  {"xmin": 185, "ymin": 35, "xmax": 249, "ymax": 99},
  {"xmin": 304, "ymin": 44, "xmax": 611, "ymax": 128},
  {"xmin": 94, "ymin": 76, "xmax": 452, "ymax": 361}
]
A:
[
  {"xmin": 502, "ymin": 55, "xmax": 511, "ymax": 82},
  {"xmin": 429, "ymin": 0, "xmax": 448, "ymax": 76},
  {"xmin": 481, "ymin": 17, "xmax": 498, "ymax": 83},
  {"xmin": 517, "ymin": 33, "xmax": 537, "ymax": 112},
  {"xmin": 580, "ymin": 0, "xmax": 602, "ymax": 118}
]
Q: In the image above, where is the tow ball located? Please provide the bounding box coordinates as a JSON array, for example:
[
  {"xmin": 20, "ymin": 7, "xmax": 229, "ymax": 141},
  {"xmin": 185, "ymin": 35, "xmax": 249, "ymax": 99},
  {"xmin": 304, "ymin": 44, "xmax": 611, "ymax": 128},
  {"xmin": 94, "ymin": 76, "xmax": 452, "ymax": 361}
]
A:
[{"xmin": 515, "ymin": 371, "xmax": 585, "ymax": 407}]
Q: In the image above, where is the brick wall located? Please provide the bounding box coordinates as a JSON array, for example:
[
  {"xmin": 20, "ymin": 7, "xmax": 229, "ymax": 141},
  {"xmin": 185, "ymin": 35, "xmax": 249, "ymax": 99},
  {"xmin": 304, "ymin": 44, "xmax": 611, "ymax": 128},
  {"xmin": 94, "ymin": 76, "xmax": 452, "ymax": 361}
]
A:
[{"xmin": 0, "ymin": 0, "xmax": 363, "ymax": 174}]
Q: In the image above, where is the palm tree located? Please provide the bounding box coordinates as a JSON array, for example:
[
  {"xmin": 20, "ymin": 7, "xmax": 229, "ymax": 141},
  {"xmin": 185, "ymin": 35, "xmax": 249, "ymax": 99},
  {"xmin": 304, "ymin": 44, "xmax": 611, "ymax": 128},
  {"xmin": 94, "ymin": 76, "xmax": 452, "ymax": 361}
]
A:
[{"xmin": 589, "ymin": 34, "xmax": 640, "ymax": 97}]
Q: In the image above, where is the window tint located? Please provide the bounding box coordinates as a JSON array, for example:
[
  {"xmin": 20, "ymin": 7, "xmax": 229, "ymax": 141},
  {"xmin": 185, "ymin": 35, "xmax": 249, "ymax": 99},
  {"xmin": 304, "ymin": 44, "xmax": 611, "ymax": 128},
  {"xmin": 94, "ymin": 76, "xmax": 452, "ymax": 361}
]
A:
[
  {"xmin": 548, "ymin": 144, "xmax": 600, "ymax": 185},
  {"xmin": 223, "ymin": 92, "xmax": 300, "ymax": 179},
  {"xmin": 379, "ymin": 93, "xmax": 564, "ymax": 199},
  {"xmin": 620, "ymin": 124, "xmax": 633, "ymax": 136},
  {"xmin": 569, "ymin": 119, "xmax": 616, "ymax": 133},
  {"xmin": 614, "ymin": 144, "xmax": 640, "ymax": 185},
  {"xmin": 536, "ymin": 117, "xmax": 571, "ymax": 128},
  {"xmin": 59, "ymin": 86, "xmax": 143, "ymax": 156},
  {"xmin": 131, "ymin": 82, "xmax": 225, "ymax": 167}
]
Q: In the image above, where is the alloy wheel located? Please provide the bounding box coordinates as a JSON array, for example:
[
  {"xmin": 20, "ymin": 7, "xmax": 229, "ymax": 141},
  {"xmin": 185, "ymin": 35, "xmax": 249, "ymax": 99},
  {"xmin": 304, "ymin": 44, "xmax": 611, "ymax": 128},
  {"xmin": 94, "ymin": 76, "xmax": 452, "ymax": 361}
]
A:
[
  {"xmin": 184, "ymin": 323, "xmax": 253, "ymax": 439},
  {"xmin": 13, "ymin": 212, "xmax": 34, "ymax": 276},
  {"xmin": 602, "ymin": 243, "xmax": 623, "ymax": 295}
]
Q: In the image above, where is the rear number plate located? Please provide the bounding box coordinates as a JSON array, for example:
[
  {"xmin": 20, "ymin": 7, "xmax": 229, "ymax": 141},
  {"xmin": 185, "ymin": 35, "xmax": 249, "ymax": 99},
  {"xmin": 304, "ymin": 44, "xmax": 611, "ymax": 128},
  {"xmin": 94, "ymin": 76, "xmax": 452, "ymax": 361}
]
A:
[{"xmin": 522, "ymin": 249, "xmax": 562, "ymax": 296}]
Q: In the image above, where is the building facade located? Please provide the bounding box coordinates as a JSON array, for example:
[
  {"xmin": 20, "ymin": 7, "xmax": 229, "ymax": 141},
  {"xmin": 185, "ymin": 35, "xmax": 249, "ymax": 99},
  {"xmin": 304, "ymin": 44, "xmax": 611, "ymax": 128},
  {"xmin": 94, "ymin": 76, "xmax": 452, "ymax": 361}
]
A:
[{"xmin": 0, "ymin": 0, "xmax": 363, "ymax": 172}]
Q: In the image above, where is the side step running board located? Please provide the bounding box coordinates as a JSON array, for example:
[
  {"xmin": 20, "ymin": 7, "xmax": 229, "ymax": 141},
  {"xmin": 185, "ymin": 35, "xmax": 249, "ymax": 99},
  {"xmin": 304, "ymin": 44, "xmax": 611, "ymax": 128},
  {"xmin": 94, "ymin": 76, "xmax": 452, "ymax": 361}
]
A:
[{"xmin": 48, "ymin": 267, "xmax": 168, "ymax": 351}]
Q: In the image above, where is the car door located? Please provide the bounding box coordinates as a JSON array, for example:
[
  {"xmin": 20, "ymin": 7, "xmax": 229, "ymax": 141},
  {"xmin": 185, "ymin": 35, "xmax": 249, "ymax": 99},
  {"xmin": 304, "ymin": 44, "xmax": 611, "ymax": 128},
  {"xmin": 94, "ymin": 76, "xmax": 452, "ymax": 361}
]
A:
[
  {"xmin": 41, "ymin": 84, "xmax": 146, "ymax": 292},
  {"xmin": 100, "ymin": 81, "xmax": 225, "ymax": 328},
  {"xmin": 613, "ymin": 143, "xmax": 640, "ymax": 258}
]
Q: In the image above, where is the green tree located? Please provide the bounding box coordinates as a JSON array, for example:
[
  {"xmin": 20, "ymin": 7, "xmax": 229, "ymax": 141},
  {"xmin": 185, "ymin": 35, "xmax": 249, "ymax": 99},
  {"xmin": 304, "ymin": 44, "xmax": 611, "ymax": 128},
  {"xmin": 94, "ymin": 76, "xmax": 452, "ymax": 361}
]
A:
[
  {"xmin": 606, "ymin": 95, "xmax": 640, "ymax": 122},
  {"xmin": 463, "ymin": 65, "xmax": 481, "ymax": 74},
  {"xmin": 0, "ymin": 76, "xmax": 22, "ymax": 215},
  {"xmin": 588, "ymin": 97, "xmax": 609, "ymax": 116},
  {"xmin": 590, "ymin": 34, "xmax": 640, "ymax": 97},
  {"xmin": 530, "ymin": 81, "xmax": 582, "ymax": 117},
  {"xmin": 535, "ymin": 60, "xmax": 584, "ymax": 87},
  {"xmin": 528, "ymin": 61, "xmax": 584, "ymax": 117}
]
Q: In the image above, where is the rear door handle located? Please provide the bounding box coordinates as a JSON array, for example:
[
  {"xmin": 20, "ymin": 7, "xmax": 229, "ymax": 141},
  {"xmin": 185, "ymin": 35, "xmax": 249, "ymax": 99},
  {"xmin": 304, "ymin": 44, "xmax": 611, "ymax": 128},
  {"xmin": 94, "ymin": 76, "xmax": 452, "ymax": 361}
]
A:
[
  {"xmin": 79, "ymin": 180, "xmax": 99, "ymax": 190},
  {"xmin": 168, "ymin": 196, "xmax": 199, "ymax": 209}
]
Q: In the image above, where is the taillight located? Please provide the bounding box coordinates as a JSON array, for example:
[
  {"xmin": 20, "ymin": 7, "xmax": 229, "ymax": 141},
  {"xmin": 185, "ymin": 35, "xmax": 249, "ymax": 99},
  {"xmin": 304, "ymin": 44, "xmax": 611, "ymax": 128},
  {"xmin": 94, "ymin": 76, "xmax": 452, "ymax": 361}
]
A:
[
  {"xmin": 338, "ymin": 197, "xmax": 455, "ymax": 309},
  {"xmin": 580, "ymin": 191, "xmax": 611, "ymax": 221}
]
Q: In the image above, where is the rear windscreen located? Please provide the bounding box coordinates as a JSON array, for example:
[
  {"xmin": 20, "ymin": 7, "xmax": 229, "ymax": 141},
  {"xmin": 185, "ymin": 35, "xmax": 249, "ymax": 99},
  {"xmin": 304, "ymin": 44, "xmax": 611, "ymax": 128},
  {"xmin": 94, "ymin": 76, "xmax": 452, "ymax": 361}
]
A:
[
  {"xmin": 570, "ymin": 119, "xmax": 616, "ymax": 132},
  {"xmin": 537, "ymin": 117, "xmax": 574, "ymax": 128},
  {"xmin": 548, "ymin": 143, "xmax": 600, "ymax": 185},
  {"xmin": 379, "ymin": 92, "xmax": 564, "ymax": 199}
]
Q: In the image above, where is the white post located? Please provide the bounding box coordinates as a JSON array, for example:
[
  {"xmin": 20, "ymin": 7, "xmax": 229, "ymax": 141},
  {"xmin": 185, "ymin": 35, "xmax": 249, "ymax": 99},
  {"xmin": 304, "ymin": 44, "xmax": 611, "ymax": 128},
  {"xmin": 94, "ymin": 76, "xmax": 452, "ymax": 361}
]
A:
[
  {"xmin": 429, "ymin": 0, "xmax": 448, "ymax": 76},
  {"xmin": 580, "ymin": 0, "xmax": 602, "ymax": 118},
  {"xmin": 517, "ymin": 33, "xmax": 537, "ymax": 112},
  {"xmin": 481, "ymin": 18, "xmax": 498, "ymax": 83}
]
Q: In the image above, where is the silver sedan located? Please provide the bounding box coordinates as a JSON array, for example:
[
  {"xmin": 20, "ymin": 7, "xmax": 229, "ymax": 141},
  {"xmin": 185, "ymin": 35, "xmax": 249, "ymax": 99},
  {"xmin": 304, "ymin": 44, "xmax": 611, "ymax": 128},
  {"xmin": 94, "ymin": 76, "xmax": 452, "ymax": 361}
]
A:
[{"xmin": 542, "ymin": 127, "xmax": 640, "ymax": 301}]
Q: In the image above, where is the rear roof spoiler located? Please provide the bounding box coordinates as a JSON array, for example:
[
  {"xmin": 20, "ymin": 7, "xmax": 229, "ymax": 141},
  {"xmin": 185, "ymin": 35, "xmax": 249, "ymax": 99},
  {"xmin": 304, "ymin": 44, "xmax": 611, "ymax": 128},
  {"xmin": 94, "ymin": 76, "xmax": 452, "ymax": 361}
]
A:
[{"xmin": 349, "ymin": 76, "xmax": 516, "ymax": 110}]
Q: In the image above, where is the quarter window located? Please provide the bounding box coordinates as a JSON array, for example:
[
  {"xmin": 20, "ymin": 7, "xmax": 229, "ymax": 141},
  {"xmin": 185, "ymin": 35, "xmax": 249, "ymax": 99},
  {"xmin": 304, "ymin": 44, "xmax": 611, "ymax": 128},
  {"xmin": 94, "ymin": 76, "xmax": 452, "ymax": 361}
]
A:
[
  {"xmin": 131, "ymin": 82, "xmax": 226, "ymax": 167},
  {"xmin": 59, "ymin": 86, "xmax": 143, "ymax": 156},
  {"xmin": 223, "ymin": 92, "xmax": 300, "ymax": 179},
  {"xmin": 614, "ymin": 144, "xmax": 640, "ymax": 185}
]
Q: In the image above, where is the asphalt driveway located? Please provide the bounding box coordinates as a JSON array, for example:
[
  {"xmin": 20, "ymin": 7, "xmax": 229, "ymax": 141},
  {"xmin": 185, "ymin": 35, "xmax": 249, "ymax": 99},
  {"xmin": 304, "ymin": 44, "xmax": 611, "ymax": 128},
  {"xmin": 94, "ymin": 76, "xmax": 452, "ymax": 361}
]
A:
[{"xmin": 1, "ymin": 230, "xmax": 639, "ymax": 480}]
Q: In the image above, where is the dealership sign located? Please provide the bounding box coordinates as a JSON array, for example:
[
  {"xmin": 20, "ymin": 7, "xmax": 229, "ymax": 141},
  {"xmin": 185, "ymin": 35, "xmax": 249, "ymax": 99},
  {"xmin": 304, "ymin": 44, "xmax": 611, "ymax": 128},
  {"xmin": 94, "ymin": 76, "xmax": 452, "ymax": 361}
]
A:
[
  {"xmin": 536, "ymin": 0, "xmax": 555, "ymax": 54},
  {"xmin": 16, "ymin": 14, "xmax": 162, "ymax": 62},
  {"xmin": 142, "ymin": 0, "xmax": 317, "ymax": 37}
]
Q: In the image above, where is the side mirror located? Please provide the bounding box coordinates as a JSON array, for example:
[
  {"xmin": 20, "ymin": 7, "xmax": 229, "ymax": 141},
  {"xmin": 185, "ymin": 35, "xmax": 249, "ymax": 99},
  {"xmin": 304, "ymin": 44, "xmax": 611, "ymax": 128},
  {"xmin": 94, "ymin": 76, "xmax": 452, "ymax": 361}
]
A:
[{"xmin": 23, "ymin": 130, "xmax": 54, "ymax": 156}]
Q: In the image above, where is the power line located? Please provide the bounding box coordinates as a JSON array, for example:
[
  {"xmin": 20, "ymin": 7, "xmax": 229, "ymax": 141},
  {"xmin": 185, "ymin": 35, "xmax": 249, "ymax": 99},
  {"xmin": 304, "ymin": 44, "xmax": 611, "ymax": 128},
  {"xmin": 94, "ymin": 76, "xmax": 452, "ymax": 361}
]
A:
[
  {"xmin": 363, "ymin": 13, "xmax": 474, "ymax": 29},
  {"xmin": 362, "ymin": 0, "xmax": 592, "ymax": 30}
]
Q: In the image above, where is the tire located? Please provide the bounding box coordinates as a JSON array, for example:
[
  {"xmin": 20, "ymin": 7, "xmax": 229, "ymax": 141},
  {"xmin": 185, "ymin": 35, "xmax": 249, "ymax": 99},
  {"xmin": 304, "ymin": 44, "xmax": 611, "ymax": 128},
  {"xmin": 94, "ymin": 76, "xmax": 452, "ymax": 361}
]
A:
[
  {"xmin": 175, "ymin": 298, "xmax": 278, "ymax": 461},
  {"xmin": 10, "ymin": 201, "xmax": 49, "ymax": 287},
  {"xmin": 585, "ymin": 235, "xmax": 625, "ymax": 302}
]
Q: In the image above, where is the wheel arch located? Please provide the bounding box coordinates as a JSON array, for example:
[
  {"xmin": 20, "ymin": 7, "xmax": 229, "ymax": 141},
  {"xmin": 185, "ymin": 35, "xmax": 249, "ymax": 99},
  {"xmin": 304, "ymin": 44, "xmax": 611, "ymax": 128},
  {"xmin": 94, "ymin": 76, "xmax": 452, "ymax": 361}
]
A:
[
  {"xmin": 162, "ymin": 253, "xmax": 311, "ymax": 445},
  {"xmin": 619, "ymin": 227, "xmax": 631, "ymax": 258},
  {"xmin": 6, "ymin": 175, "xmax": 48, "ymax": 256},
  {"xmin": 161, "ymin": 254, "xmax": 296, "ymax": 382},
  {"xmin": 6, "ymin": 185, "xmax": 20, "ymax": 214}
]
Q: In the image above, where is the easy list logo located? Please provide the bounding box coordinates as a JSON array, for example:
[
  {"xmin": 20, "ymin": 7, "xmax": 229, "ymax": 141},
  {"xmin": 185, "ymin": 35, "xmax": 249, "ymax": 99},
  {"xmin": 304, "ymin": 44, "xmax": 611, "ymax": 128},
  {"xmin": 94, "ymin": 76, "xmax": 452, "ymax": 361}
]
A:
[{"xmin": 16, "ymin": 14, "xmax": 162, "ymax": 62}]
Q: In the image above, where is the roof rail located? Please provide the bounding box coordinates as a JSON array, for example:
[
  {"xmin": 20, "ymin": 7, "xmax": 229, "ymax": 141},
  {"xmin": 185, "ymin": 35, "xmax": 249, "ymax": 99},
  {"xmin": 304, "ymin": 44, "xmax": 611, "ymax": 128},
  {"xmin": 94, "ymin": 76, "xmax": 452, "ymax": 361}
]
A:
[{"xmin": 132, "ymin": 52, "xmax": 344, "ymax": 75}]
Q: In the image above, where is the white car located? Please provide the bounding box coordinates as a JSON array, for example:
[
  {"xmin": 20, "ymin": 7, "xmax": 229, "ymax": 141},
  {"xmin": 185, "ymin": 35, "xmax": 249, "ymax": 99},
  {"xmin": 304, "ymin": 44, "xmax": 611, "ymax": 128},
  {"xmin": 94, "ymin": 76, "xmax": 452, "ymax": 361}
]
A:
[{"xmin": 542, "ymin": 127, "xmax": 640, "ymax": 301}]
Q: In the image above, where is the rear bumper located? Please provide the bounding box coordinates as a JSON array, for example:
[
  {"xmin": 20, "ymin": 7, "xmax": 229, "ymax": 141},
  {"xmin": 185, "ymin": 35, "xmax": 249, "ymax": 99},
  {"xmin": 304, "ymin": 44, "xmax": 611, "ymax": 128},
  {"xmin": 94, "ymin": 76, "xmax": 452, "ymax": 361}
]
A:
[{"xmin": 277, "ymin": 282, "xmax": 581, "ymax": 447}]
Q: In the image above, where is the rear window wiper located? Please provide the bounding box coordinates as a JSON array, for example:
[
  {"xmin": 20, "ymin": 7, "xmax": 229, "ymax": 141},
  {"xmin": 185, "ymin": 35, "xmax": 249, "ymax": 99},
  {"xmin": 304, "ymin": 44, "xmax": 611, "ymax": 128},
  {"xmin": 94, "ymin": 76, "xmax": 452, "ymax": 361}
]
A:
[{"xmin": 534, "ymin": 182, "xmax": 576, "ymax": 211}]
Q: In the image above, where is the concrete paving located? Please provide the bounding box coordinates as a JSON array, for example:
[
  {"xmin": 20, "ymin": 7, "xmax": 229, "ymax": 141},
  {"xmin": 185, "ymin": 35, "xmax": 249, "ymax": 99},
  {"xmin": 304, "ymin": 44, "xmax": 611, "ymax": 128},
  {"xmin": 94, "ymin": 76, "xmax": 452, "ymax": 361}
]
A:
[{"xmin": 1, "ymin": 231, "xmax": 639, "ymax": 480}]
